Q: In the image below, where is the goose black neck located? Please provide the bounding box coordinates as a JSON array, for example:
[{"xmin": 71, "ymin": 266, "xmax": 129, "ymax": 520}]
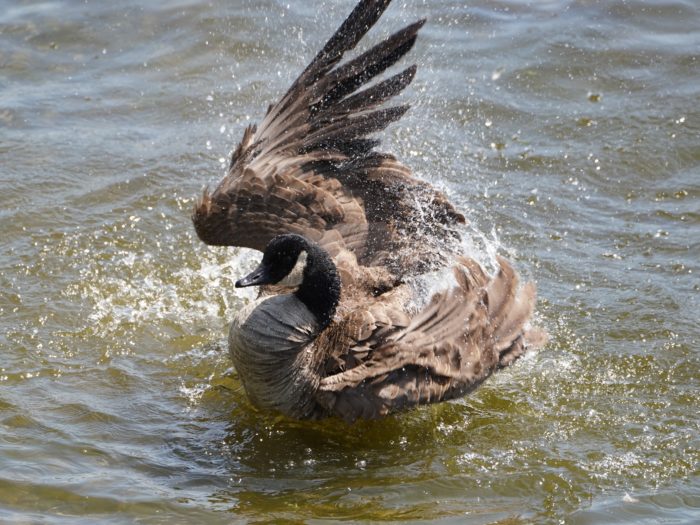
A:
[{"xmin": 295, "ymin": 243, "xmax": 341, "ymax": 330}]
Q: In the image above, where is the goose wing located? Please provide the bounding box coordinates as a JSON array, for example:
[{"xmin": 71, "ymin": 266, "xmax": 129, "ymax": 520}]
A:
[
  {"xmin": 316, "ymin": 257, "xmax": 547, "ymax": 422},
  {"xmin": 192, "ymin": 0, "xmax": 464, "ymax": 275}
]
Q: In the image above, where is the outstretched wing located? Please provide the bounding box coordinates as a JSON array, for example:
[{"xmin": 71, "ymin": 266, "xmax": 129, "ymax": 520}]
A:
[
  {"xmin": 316, "ymin": 257, "xmax": 547, "ymax": 422},
  {"xmin": 192, "ymin": 0, "xmax": 464, "ymax": 276}
]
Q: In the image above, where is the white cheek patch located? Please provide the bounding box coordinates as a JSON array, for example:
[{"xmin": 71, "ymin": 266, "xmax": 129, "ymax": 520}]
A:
[{"xmin": 278, "ymin": 250, "xmax": 307, "ymax": 287}]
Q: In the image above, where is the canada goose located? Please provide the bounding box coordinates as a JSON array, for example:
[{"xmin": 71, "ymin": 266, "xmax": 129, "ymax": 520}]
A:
[
  {"xmin": 230, "ymin": 233, "xmax": 545, "ymax": 422},
  {"xmin": 192, "ymin": 0, "xmax": 547, "ymax": 422}
]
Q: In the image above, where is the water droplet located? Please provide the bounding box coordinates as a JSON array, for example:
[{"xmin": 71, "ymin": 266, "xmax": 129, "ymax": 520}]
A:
[{"xmin": 623, "ymin": 492, "xmax": 639, "ymax": 503}]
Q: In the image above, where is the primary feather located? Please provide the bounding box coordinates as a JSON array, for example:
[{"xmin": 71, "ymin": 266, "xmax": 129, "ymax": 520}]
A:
[{"xmin": 192, "ymin": 0, "xmax": 464, "ymax": 279}]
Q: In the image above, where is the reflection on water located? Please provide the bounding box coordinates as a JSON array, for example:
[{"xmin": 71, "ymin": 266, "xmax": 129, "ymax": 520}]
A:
[{"xmin": 1, "ymin": 0, "xmax": 699, "ymax": 523}]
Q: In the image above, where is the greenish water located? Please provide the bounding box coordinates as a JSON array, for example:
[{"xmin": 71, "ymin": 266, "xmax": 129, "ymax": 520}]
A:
[{"xmin": 1, "ymin": 0, "xmax": 698, "ymax": 523}]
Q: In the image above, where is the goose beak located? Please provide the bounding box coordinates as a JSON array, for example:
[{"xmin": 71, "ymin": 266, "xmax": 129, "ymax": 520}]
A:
[{"xmin": 235, "ymin": 263, "xmax": 273, "ymax": 288}]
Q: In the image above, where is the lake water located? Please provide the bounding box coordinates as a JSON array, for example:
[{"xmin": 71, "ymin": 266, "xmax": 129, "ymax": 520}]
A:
[{"xmin": 1, "ymin": 0, "xmax": 698, "ymax": 523}]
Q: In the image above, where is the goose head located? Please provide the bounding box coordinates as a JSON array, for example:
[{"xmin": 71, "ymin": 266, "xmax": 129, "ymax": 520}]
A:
[
  {"xmin": 235, "ymin": 234, "xmax": 341, "ymax": 328},
  {"xmin": 235, "ymin": 234, "xmax": 310, "ymax": 288}
]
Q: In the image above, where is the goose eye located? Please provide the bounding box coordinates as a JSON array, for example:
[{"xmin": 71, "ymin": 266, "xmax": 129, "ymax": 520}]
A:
[{"xmin": 372, "ymin": 283, "xmax": 393, "ymax": 297}]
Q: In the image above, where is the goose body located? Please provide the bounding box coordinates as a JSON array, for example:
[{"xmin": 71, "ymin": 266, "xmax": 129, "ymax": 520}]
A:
[
  {"xmin": 192, "ymin": 0, "xmax": 547, "ymax": 422},
  {"xmin": 229, "ymin": 234, "xmax": 545, "ymax": 423}
]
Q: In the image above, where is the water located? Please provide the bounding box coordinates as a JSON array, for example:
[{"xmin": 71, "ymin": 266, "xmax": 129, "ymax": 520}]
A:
[{"xmin": 1, "ymin": 0, "xmax": 698, "ymax": 523}]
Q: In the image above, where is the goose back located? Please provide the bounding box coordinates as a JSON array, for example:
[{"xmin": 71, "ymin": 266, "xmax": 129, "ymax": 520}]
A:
[{"xmin": 316, "ymin": 257, "xmax": 547, "ymax": 422}]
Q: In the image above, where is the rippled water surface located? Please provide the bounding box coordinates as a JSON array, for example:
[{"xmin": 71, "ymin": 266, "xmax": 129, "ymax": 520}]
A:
[{"xmin": 1, "ymin": 0, "xmax": 699, "ymax": 523}]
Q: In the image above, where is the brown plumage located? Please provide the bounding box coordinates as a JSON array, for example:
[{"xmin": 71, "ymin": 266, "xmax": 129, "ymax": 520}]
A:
[
  {"xmin": 193, "ymin": 0, "xmax": 547, "ymax": 422},
  {"xmin": 317, "ymin": 256, "xmax": 547, "ymax": 422},
  {"xmin": 192, "ymin": 0, "xmax": 465, "ymax": 278},
  {"xmin": 230, "ymin": 235, "xmax": 546, "ymax": 422}
]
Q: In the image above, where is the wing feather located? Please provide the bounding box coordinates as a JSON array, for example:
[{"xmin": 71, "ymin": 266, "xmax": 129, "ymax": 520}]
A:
[
  {"xmin": 317, "ymin": 256, "xmax": 546, "ymax": 422},
  {"xmin": 192, "ymin": 0, "xmax": 464, "ymax": 276}
]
